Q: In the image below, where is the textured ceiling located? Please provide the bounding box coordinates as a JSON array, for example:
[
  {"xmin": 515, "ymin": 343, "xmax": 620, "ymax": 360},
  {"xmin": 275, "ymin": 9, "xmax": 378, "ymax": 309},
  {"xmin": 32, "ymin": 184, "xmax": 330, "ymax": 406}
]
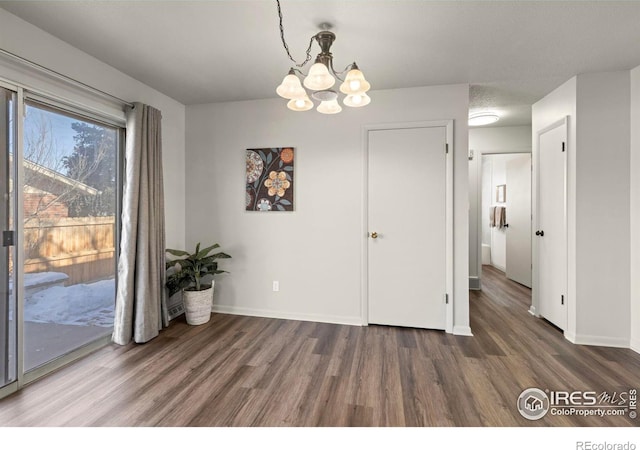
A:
[{"xmin": 2, "ymin": 1, "xmax": 640, "ymax": 126}]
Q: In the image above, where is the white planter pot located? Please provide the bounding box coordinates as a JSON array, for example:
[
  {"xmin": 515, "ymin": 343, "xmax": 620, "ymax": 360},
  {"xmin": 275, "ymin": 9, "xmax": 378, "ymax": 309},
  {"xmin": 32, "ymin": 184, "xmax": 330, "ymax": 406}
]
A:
[{"xmin": 183, "ymin": 282, "xmax": 214, "ymax": 325}]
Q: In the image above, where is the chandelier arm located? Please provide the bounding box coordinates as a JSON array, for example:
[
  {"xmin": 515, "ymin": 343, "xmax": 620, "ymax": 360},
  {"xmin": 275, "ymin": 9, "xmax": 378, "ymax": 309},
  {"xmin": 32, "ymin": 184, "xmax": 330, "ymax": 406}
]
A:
[
  {"xmin": 276, "ymin": 0, "xmax": 315, "ymax": 68},
  {"xmin": 328, "ymin": 59, "xmax": 347, "ymax": 82},
  {"xmin": 291, "ymin": 67, "xmax": 307, "ymax": 77},
  {"xmin": 334, "ymin": 62, "xmax": 358, "ymax": 76}
]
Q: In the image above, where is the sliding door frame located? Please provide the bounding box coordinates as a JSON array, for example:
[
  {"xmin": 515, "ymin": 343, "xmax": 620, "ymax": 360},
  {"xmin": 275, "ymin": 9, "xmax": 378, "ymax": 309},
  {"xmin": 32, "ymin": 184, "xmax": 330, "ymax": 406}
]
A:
[
  {"xmin": 0, "ymin": 85, "xmax": 14, "ymax": 393},
  {"xmin": 0, "ymin": 76, "xmax": 125, "ymax": 398},
  {"xmin": 0, "ymin": 82, "xmax": 21, "ymax": 398},
  {"xmin": 21, "ymin": 94, "xmax": 123, "ymax": 385}
]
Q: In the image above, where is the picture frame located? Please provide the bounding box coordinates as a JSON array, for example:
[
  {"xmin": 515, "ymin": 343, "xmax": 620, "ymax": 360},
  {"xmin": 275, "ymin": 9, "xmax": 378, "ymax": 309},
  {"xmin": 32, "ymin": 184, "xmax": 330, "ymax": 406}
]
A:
[
  {"xmin": 496, "ymin": 184, "xmax": 506, "ymax": 203},
  {"xmin": 245, "ymin": 147, "xmax": 295, "ymax": 212}
]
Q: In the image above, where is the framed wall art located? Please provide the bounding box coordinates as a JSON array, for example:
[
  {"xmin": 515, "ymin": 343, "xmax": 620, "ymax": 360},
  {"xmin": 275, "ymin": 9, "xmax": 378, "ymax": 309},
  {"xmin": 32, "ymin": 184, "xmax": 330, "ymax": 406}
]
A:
[
  {"xmin": 496, "ymin": 184, "xmax": 506, "ymax": 203},
  {"xmin": 246, "ymin": 147, "xmax": 294, "ymax": 212}
]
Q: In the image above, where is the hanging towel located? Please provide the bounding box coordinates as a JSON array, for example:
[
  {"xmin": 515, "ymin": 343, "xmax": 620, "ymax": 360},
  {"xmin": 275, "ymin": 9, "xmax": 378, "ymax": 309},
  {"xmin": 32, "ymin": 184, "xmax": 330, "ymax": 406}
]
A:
[
  {"xmin": 489, "ymin": 206, "xmax": 496, "ymax": 227},
  {"xmin": 497, "ymin": 206, "xmax": 507, "ymax": 228}
]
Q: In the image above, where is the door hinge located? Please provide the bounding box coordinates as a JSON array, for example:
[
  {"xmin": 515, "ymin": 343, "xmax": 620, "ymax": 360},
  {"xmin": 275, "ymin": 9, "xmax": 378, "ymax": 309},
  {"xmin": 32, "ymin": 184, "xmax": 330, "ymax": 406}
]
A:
[
  {"xmin": 2, "ymin": 230, "xmax": 14, "ymax": 247},
  {"xmin": 445, "ymin": 143, "xmax": 449, "ymax": 154},
  {"xmin": 562, "ymin": 142, "xmax": 566, "ymax": 152},
  {"xmin": 444, "ymin": 293, "xmax": 449, "ymax": 304},
  {"xmin": 561, "ymin": 294, "xmax": 565, "ymax": 305},
  {"xmin": 468, "ymin": 149, "xmax": 474, "ymax": 160}
]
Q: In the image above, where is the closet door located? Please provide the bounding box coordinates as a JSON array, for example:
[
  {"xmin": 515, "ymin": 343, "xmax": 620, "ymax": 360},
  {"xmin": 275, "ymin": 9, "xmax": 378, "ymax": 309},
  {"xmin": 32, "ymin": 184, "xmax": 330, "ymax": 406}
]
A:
[
  {"xmin": 535, "ymin": 120, "xmax": 567, "ymax": 330},
  {"xmin": 367, "ymin": 125, "xmax": 450, "ymax": 330}
]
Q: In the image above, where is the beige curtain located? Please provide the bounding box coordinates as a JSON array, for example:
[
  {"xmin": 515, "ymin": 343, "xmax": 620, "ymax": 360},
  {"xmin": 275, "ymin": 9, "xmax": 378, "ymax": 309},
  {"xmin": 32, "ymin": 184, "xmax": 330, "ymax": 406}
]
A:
[{"xmin": 113, "ymin": 103, "xmax": 168, "ymax": 345}]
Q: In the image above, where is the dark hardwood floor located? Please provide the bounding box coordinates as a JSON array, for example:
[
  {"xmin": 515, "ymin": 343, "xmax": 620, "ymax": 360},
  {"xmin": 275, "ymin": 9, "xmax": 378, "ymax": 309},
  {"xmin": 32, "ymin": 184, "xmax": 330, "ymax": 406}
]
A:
[{"xmin": 1, "ymin": 265, "xmax": 638, "ymax": 426}]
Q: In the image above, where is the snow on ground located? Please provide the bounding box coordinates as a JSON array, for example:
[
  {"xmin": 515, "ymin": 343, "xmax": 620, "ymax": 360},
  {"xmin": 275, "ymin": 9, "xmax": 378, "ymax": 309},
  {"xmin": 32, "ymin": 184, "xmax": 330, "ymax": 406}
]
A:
[
  {"xmin": 24, "ymin": 279, "xmax": 115, "ymax": 327},
  {"xmin": 24, "ymin": 271, "xmax": 69, "ymax": 287},
  {"xmin": 9, "ymin": 271, "xmax": 69, "ymax": 295}
]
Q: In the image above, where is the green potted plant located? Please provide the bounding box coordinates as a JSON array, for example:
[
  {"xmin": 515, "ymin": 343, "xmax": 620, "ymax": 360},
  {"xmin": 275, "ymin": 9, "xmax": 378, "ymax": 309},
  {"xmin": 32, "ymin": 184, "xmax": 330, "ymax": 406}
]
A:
[{"xmin": 166, "ymin": 242, "xmax": 231, "ymax": 325}]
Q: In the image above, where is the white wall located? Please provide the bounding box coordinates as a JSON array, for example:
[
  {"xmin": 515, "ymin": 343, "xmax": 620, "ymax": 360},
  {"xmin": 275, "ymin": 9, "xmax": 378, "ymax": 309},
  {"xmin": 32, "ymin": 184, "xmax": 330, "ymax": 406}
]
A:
[
  {"xmin": 0, "ymin": 8, "xmax": 186, "ymax": 249},
  {"xmin": 575, "ymin": 71, "xmax": 630, "ymax": 346},
  {"xmin": 186, "ymin": 84, "xmax": 471, "ymax": 334},
  {"xmin": 468, "ymin": 126, "xmax": 531, "ymax": 287},
  {"xmin": 533, "ymin": 73, "xmax": 631, "ymax": 348},
  {"xmin": 532, "ymin": 76, "xmax": 578, "ymax": 334},
  {"xmin": 631, "ymin": 65, "xmax": 640, "ymax": 353}
]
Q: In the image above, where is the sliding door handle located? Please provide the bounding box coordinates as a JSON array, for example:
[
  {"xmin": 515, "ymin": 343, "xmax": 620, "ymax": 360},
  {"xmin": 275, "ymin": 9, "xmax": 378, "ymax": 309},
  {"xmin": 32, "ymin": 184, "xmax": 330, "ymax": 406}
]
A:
[{"xmin": 2, "ymin": 230, "xmax": 14, "ymax": 247}]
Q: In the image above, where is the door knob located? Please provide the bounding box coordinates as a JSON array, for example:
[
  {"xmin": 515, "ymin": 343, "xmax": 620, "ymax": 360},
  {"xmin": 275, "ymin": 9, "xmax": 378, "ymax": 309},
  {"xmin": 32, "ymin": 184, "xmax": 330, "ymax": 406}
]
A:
[
  {"xmin": 370, "ymin": 232, "xmax": 378, "ymax": 239},
  {"xmin": 535, "ymin": 230, "xmax": 544, "ymax": 237},
  {"xmin": 504, "ymin": 223, "xmax": 509, "ymax": 228}
]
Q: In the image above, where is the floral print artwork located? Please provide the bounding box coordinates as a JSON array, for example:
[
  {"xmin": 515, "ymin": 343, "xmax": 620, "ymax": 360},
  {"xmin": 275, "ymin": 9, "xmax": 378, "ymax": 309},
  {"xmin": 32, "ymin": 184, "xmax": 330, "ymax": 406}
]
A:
[
  {"xmin": 246, "ymin": 150, "xmax": 264, "ymax": 183},
  {"xmin": 246, "ymin": 147, "xmax": 294, "ymax": 211},
  {"xmin": 257, "ymin": 198, "xmax": 272, "ymax": 211},
  {"xmin": 265, "ymin": 171, "xmax": 290, "ymax": 197}
]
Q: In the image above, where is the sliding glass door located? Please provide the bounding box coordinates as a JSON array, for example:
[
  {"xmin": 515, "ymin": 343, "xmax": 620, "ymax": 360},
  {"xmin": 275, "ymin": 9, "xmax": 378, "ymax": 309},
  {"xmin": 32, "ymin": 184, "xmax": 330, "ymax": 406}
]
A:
[
  {"xmin": 22, "ymin": 100, "xmax": 120, "ymax": 372},
  {"xmin": 0, "ymin": 82, "xmax": 124, "ymax": 398},
  {"xmin": 0, "ymin": 87, "xmax": 17, "ymax": 390}
]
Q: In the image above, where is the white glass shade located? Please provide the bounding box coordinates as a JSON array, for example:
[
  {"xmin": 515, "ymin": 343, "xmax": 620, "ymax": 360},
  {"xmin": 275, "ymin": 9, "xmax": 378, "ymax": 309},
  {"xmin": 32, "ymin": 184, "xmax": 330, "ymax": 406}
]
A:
[
  {"xmin": 276, "ymin": 73, "xmax": 306, "ymax": 99},
  {"xmin": 468, "ymin": 113, "xmax": 500, "ymax": 126},
  {"xmin": 339, "ymin": 69, "xmax": 371, "ymax": 95},
  {"xmin": 343, "ymin": 92, "xmax": 371, "ymax": 108},
  {"xmin": 303, "ymin": 63, "xmax": 335, "ymax": 91},
  {"xmin": 317, "ymin": 99, "xmax": 342, "ymax": 115},
  {"xmin": 287, "ymin": 96, "xmax": 313, "ymax": 112}
]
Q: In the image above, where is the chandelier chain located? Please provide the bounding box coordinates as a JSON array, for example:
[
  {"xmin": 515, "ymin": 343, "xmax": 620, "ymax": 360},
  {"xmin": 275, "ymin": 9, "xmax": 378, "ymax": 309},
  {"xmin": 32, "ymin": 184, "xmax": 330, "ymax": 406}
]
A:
[{"xmin": 276, "ymin": 0, "xmax": 314, "ymax": 68}]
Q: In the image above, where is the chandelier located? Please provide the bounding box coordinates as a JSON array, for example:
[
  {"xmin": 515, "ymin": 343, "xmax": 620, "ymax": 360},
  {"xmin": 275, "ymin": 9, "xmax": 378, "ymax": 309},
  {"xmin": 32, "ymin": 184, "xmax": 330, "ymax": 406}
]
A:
[{"xmin": 275, "ymin": 0, "xmax": 371, "ymax": 114}]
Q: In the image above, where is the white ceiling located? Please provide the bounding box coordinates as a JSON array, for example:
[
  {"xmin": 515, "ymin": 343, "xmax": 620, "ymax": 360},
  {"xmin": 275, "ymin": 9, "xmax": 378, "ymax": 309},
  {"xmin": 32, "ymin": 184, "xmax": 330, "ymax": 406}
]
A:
[{"xmin": 2, "ymin": 1, "xmax": 640, "ymax": 127}]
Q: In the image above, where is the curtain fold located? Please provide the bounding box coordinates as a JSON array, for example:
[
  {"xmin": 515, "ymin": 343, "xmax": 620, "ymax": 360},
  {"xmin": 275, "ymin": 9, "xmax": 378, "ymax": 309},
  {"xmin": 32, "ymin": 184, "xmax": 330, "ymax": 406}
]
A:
[{"xmin": 113, "ymin": 102, "xmax": 167, "ymax": 345}]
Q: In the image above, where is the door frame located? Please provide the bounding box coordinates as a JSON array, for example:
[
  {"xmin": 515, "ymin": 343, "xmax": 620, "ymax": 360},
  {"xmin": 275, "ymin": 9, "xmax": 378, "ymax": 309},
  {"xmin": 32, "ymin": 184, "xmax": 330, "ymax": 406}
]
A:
[
  {"xmin": 361, "ymin": 120, "xmax": 454, "ymax": 333},
  {"xmin": 0, "ymin": 76, "xmax": 123, "ymax": 399},
  {"xmin": 0, "ymin": 81, "xmax": 21, "ymax": 398},
  {"xmin": 531, "ymin": 116, "xmax": 568, "ymax": 324},
  {"xmin": 0, "ymin": 85, "xmax": 11, "ymax": 391},
  {"xmin": 476, "ymin": 151, "xmax": 532, "ymax": 280}
]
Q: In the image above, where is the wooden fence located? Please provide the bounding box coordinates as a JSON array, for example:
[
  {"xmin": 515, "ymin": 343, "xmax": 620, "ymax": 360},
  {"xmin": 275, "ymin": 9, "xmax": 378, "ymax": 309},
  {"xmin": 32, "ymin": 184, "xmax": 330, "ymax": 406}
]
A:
[{"xmin": 23, "ymin": 216, "xmax": 116, "ymax": 286}]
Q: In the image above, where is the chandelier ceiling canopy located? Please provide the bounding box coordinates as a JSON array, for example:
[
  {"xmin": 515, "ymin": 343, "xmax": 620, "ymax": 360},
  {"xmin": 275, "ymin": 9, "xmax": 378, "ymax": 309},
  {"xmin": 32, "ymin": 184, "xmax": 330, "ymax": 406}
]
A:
[{"xmin": 275, "ymin": 0, "xmax": 371, "ymax": 114}]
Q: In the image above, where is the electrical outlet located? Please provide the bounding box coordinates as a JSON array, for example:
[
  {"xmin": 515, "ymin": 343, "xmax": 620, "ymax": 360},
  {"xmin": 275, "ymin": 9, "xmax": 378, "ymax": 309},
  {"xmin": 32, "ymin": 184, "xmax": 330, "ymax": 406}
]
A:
[{"xmin": 272, "ymin": 281, "xmax": 279, "ymax": 292}]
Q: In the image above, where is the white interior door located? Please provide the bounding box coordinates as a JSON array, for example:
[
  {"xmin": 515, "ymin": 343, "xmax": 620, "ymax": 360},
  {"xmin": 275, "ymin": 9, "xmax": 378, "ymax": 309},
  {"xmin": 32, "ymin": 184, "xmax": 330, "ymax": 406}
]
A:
[
  {"xmin": 506, "ymin": 154, "xmax": 532, "ymax": 287},
  {"xmin": 367, "ymin": 126, "xmax": 447, "ymax": 329},
  {"xmin": 536, "ymin": 122, "xmax": 567, "ymax": 330}
]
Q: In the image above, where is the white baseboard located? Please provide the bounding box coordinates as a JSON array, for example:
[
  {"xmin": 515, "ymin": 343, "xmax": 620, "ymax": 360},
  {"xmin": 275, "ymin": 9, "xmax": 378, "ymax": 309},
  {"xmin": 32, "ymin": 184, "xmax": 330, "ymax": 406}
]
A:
[
  {"xmin": 453, "ymin": 325, "xmax": 473, "ymax": 336},
  {"xmin": 469, "ymin": 277, "xmax": 481, "ymax": 290},
  {"xmin": 630, "ymin": 337, "xmax": 640, "ymax": 354},
  {"xmin": 211, "ymin": 304, "xmax": 363, "ymax": 327},
  {"xmin": 569, "ymin": 333, "xmax": 630, "ymax": 349},
  {"xmin": 564, "ymin": 330, "xmax": 577, "ymax": 343},
  {"xmin": 528, "ymin": 306, "xmax": 538, "ymax": 316}
]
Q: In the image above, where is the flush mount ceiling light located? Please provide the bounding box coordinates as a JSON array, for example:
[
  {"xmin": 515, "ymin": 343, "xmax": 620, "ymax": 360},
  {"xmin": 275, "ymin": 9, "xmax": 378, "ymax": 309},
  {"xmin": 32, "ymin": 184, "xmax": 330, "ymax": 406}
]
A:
[
  {"xmin": 469, "ymin": 113, "xmax": 500, "ymax": 126},
  {"xmin": 275, "ymin": 0, "xmax": 371, "ymax": 114}
]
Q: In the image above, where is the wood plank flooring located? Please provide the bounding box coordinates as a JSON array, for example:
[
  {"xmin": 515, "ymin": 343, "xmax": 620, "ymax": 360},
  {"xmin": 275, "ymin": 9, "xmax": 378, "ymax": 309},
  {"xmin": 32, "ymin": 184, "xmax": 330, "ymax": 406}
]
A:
[{"xmin": 0, "ymin": 265, "xmax": 638, "ymax": 426}]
